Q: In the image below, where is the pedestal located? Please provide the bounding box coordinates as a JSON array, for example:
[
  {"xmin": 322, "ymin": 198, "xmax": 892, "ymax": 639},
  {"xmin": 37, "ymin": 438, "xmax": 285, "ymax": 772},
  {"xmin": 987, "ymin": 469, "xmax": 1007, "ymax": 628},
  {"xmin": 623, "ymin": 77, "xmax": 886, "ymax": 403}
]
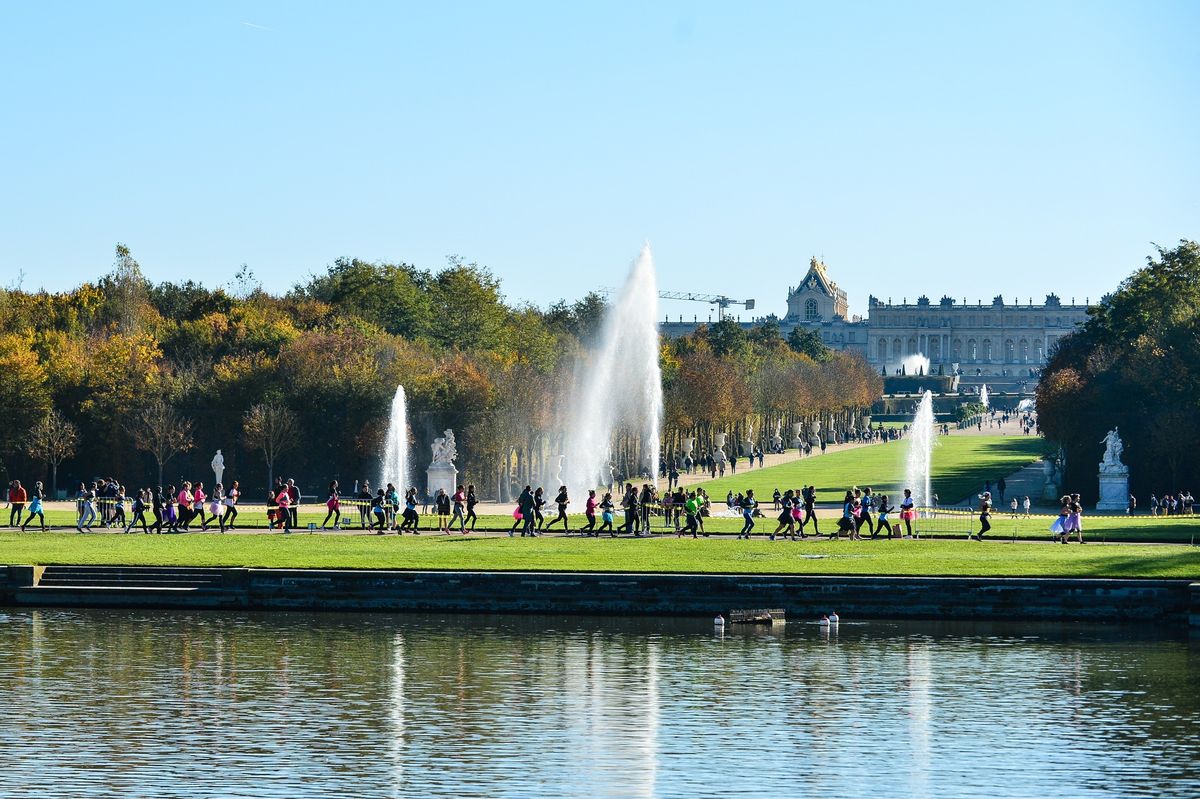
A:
[
  {"xmin": 1096, "ymin": 470, "xmax": 1129, "ymax": 512},
  {"xmin": 427, "ymin": 462, "xmax": 458, "ymax": 501}
]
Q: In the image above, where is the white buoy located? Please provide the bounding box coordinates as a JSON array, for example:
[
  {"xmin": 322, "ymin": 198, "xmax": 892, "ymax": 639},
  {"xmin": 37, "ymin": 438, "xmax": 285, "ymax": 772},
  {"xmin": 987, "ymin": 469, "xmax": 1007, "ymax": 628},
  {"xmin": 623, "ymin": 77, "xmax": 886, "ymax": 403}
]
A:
[
  {"xmin": 713, "ymin": 615, "xmax": 725, "ymax": 627},
  {"xmin": 829, "ymin": 612, "xmax": 840, "ymax": 624},
  {"xmin": 818, "ymin": 615, "xmax": 830, "ymax": 627}
]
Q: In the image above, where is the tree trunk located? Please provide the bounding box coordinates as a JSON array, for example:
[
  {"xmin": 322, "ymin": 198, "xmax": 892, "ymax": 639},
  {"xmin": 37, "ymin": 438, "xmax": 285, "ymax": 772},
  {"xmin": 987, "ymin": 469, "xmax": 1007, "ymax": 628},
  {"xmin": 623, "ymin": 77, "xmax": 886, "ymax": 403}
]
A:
[{"xmin": 51, "ymin": 462, "xmax": 58, "ymax": 498}]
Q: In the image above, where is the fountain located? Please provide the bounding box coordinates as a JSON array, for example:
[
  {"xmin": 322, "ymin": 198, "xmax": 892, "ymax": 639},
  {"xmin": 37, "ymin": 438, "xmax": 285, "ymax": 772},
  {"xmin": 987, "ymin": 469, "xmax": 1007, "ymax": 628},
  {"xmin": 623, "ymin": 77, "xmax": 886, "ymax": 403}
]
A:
[
  {"xmin": 563, "ymin": 244, "xmax": 664, "ymax": 495},
  {"xmin": 904, "ymin": 390, "xmax": 936, "ymax": 509},
  {"xmin": 380, "ymin": 384, "xmax": 410, "ymax": 491},
  {"xmin": 979, "ymin": 384, "xmax": 989, "ymax": 409},
  {"xmin": 900, "ymin": 353, "xmax": 930, "ymax": 376}
]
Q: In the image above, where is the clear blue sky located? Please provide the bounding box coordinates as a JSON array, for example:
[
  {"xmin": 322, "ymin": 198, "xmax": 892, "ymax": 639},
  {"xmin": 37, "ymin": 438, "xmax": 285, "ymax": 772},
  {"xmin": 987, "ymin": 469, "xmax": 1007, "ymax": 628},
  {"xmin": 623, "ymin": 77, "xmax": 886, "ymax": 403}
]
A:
[{"xmin": 2, "ymin": 1, "xmax": 1197, "ymax": 319}]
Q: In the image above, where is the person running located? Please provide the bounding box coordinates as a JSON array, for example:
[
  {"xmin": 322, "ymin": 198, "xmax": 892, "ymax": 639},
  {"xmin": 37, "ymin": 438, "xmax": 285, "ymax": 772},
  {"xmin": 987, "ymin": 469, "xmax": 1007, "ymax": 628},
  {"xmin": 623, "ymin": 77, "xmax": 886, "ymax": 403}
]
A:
[
  {"xmin": 876, "ymin": 494, "xmax": 894, "ymax": 539},
  {"xmin": 208, "ymin": 484, "xmax": 225, "ymax": 530},
  {"xmin": 971, "ymin": 491, "xmax": 992, "ymax": 540},
  {"xmin": 111, "ymin": 485, "xmax": 128, "ymax": 530},
  {"xmin": 371, "ymin": 489, "xmax": 388, "ymax": 533},
  {"xmin": 275, "ymin": 483, "xmax": 292, "ymax": 533},
  {"xmin": 598, "ymin": 492, "xmax": 615, "ymax": 536},
  {"xmin": 835, "ymin": 490, "xmax": 855, "ymax": 541},
  {"xmin": 221, "ymin": 481, "xmax": 240, "ymax": 532},
  {"xmin": 385, "ymin": 483, "xmax": 400, "ymax": 530},
  {"xmin": 681, "ymin": 491, "xmax": 700, "ymax": 538},
  {"xmin": 20, "ymin": 481, "xmax": 46, "ymax": 532},
  {"xmin": 771, "ymin": 490, "xmax": 795, "ymax": 540},
  {"xmin": 322, "ymin": 481, "xmax": 341, "ymax": 529},
  {"xmin": 544, "ymin": 486, "xmax": 570, "ymax": 532},
  {"xmin": 899, "ymin": 489, "xmax": 917, "ymax": 538},
  {"xmin": 164, "ymin": 485, "xmax": 178, "ymax": 533},
  {"xmin": 465, "ymin": 484, "xmax": 479, "ymax": 532},
  {"xmin": 801, "ymin": 485, "xmax": 819, "ymax": 535},
  {"xmin": 400, "ymin": 488, "xmax": 421, "ymax": 533},
  {"xmin": 618, "ymin": 484, "xmax": 639, "ymax": 535},
  {"xmin": 286, "ymin": 479, "xmax": 300, "ymax": 529},
  {"xmin": 7, "ymin": 480, "xmax": 25, "ymax": 528},
  {"xmin": 450, "ymin": 485, "xmax": 467, "ymax": 533},
  {"xmin": 126, "ymin": 488, "xmax": 149, "ymax": 533},
  {"xmin": 582, "ymin": 489, "xmax": 597, "ymax": 536},
  {"xmin": 192, "ymin": 481, "xmax": 209, "ymax": 531},
  {"xmin": 431, "ymin": 488, "xmax": 449, "ymax": 533},
  {"xmin": 177, "ymin": 482, "xmax": 194, "ymax": 531},
  {"xmin": 860, "ymin": 487, "xmax": 877, "ymax": 538},
  {"xmin": 1067, "ymin": 493, "xmax": 1085, "ymax": 544},
  {"xmin": 77, "ymin": 483, "xmax": 97, "ymax": 532},
  {"xmin": 532, "ymin": 487, "xmax": 547, "ymax": 531},
  {"xmin": 737, "ymin": 489, "xmax": 757, "ymax": 538}
]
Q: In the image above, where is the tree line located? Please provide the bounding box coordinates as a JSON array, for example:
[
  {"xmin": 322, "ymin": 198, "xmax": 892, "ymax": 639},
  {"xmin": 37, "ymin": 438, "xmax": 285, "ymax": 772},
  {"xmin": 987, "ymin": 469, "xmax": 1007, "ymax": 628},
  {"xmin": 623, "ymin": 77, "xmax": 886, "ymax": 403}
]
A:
[{"xmin": 0, "ymin": 246, "xmax": 881, "ymax": 499}]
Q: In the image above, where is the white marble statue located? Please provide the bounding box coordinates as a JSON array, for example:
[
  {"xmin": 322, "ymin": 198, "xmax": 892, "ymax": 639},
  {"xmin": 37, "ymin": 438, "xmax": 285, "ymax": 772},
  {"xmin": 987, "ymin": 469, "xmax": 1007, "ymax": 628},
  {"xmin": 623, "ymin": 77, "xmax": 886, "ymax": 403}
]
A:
[
  {"xmin": 211, "ymin": 450, "xmax": 225, "ymax": 487},
  {"xmin": 431, "ymin": 429, "xmax": 457, "ymax": 465},
  {"xmin": 1099, "ymin": 428, "xmax": 1125, "ymax": 471}
]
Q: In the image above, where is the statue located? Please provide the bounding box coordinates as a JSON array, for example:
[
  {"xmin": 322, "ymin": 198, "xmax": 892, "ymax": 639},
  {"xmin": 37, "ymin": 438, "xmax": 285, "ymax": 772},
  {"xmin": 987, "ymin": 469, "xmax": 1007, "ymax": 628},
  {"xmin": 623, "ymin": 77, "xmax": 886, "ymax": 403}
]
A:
[
  {"xmin": 1099, "ymin": 428, "xmax": 1125, "ymax": 471},
  {"xmin": 426, "ymin": 429, "xmax": 459, "ymax": 500},
  {"xmin": 430, "ymin": 429, "xmax": 457, "ymax": 465},
  {"xmin": 1096, "ymin": 427, "xmax": 1129, "ymax": 511},
  {"xmin": 211, "ymin": 450, "xmax": 225, "ymax": 487}
]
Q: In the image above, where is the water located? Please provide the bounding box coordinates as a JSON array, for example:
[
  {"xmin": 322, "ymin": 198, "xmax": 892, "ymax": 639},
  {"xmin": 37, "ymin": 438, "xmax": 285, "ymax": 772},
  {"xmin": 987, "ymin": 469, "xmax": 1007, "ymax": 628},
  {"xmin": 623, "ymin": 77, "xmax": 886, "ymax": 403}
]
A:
[
  {"xmin": 905, "ymin": 389, "xmax": 936, "ymax": 508},
  {"xmin": 901, "ymin": 353, "xmax": 931, "ymax": 376},
  {"xmin": 1, "ymin": 608, "xmax": 1196, "ymax": 798},
  {"xmin": 380, "ymin": 384, "xmax": 410, "ymax": 491},
  {"xmin": 980, "ymin": 383, "xmax": 990, "ymax": 409},
  {"xmin": 564, "ymin": 244, "xmax": 664, "ymax": 493}
]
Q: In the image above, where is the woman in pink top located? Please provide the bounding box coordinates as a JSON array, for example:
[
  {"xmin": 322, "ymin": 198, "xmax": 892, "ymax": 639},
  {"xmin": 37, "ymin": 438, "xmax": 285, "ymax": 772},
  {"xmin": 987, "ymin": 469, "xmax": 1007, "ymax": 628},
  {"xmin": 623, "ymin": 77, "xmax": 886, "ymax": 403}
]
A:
[
  {"xmin": 275, "ymin": 485, "xmax": 292, "ymax": 532},
  {"xmin": 193, "ymin": 482, "xmax": 209, "ymax": 530},
  {"xmin": 178, "ymin": 482, "xmax": 194, "ymax": 530}
]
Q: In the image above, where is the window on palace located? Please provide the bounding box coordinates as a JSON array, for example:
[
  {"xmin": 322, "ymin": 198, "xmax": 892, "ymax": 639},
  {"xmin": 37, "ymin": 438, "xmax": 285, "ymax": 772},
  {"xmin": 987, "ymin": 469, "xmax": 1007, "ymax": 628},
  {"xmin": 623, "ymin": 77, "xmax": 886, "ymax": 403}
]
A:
[
  {"xmin": 805, "ymin": 299, "xmax": 819, "ymax": 320},
  {"xmin": 878, "ymin": 340, "xmax": 887, "ymax": 361},
  {"xmin": 983, "ymin": 340, "xmax": 993, "ymax": 360},
  {"xmin": 968, "ymin": 339, "xmax": 977, "ymax": 361}
]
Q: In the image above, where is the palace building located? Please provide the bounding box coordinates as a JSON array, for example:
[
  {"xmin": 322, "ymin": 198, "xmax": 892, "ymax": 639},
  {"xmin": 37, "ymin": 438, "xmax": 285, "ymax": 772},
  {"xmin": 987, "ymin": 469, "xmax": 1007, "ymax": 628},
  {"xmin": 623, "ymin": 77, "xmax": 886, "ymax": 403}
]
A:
[{"xmin": 660, "ymin": 257, "xmax": 1090, "ymax": 385}]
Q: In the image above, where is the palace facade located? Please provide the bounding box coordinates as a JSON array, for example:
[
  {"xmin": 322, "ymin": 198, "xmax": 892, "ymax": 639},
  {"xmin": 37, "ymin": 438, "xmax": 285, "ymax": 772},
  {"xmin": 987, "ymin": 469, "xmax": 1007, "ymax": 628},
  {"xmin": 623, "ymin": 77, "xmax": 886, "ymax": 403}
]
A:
[{"xmin": 660, "ymin": 257, "xmax": 1090, "ymax": 382}]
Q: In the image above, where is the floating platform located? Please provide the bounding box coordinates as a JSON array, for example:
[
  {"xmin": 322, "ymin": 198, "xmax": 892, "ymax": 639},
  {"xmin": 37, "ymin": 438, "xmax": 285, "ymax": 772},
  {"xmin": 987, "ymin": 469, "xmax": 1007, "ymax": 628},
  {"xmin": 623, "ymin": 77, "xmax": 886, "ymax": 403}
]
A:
[{"xmin": 727, "ymin": 608, "xmax": 785, "ymax": 624}]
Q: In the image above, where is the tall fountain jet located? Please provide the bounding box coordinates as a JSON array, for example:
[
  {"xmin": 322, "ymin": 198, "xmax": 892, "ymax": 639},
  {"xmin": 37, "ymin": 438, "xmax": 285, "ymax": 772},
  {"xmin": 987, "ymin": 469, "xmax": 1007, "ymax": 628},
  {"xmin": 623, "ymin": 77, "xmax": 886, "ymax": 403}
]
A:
[
  {"xmin": 904, "ymin": 390, "xmax": 936, "ymax": 510},
  {"xmin": 380, "ymin": 384, "xmax": 410, "ymax": 491},
  {"xmin": 564, "ymin": 244, "xmax": 664, "ymax": 496},
  {"xmin": 979, "ymin": 383, "xmax": 989, "ymax": 409}
]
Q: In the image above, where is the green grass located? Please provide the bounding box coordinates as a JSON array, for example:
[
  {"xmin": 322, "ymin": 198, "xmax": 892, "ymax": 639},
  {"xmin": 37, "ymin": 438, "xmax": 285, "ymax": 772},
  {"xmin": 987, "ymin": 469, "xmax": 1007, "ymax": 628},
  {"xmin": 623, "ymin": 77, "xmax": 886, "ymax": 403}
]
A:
[
  {"xmin": 1, "ymin": 533, "xmax": 1197, "ymax": 578},
  {"xmin": 692, "ymin": 435, "xmax": 1044, "ymax": 504}
]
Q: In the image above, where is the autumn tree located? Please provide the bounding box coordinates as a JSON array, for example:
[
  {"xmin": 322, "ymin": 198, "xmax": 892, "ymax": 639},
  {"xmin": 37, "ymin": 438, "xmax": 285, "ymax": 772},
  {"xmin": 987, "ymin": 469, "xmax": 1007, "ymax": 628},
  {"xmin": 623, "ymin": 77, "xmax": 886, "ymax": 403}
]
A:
[
  {"xmin": 23, "ymin": 410, "xmax": 78, "ymax": 496},
  {"xmin": 243, "ymin": 400, "xmax": 300, "ymax": 493},
  {"xmin": 135, "ymin": 399, "xmax": 195, "ymax": 486}
]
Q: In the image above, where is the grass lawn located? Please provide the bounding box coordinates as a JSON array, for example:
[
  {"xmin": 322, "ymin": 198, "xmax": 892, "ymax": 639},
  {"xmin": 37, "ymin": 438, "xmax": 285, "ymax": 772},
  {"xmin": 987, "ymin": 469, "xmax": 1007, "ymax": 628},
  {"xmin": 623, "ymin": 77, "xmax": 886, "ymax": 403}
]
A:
[
  {"xmin": 1, "ymin": 533, "xmax": 1197, "ymax": 578},
  {"xmin": 692, "ymin": 435, "xmax": 1044, "ymax": 504}
]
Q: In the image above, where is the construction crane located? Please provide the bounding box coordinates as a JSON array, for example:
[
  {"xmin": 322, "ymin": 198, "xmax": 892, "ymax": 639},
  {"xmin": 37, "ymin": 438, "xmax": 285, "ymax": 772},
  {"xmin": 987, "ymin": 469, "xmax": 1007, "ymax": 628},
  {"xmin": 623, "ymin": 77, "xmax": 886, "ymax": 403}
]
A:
[
  {"xmin": 658, "ymin": 291, "xmax": 755, "ymax": 321},
  {"xmin": 599, "ymin": 288, "xmax": 756, "ymax": 321}
]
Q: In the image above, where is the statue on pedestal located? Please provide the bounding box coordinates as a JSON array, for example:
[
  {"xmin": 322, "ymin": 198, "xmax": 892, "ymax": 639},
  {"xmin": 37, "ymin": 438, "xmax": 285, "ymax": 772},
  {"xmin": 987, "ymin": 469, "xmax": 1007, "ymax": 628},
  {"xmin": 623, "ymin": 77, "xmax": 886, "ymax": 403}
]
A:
[
  {"xmin": 426, "ymin": 429, "xmax": 459, "ymax": 500},
  {"xmin": 1096, "ymin": 427, "xmax": 1129, "ymax": 512}
]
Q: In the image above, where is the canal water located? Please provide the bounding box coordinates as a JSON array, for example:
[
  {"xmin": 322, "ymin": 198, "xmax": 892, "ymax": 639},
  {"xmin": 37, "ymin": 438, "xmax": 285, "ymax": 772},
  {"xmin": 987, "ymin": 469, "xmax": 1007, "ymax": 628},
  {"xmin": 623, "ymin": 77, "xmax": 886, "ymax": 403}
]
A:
[{"xmin": 0, "ymin": 609, "xmax": 1196, "ymax": 798}]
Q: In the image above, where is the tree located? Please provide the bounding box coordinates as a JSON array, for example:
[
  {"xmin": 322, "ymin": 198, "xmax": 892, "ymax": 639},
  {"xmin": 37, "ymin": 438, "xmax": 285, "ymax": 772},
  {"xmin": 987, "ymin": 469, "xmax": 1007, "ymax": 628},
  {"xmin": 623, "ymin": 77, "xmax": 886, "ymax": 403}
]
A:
[
  {"xmin": 99, "ymin": 243, "xmax": 152, "ymax": 332},
  {"xmin": 706, "ymin": 318, "xmax": 749, "ymax": 357},
  {"xmin": 23, "ymin": 410, "xmax": 78, "ymax": 496},
  {"xmin": 134, "ymin": 399, "xmax": 195, "ymax": 486},
  {"xmin": 786, "ymin": 327, "xmax": 832, "ymax": 362},
  {"xmin": 243, "ymin": 400, "xmax": 299, "ymax": 492}
]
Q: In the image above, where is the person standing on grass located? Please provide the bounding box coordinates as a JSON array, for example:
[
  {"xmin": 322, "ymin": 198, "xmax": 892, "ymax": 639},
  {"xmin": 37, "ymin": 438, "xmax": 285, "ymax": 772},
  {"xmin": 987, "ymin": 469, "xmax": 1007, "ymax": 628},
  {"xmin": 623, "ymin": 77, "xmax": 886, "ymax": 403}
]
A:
[
  {"xmin": 357, "ymin": 481, "xmax": 372, "ymax": 528},
  {"xmin": 771, "ymin": 490, "xmax": 795, "ymax": 540},
  {"xmin": 7, "ymin": 480, "xmax": 25, "ymax": 528},
  {"xmin": 1023, "ymin": 495, "xmax": 1031, "ymax": 518},
  {"xmin": 639, "ymin": 483, "xmax": 654, "ymax": 533},
  {"xmin": 465, "ymin": 484, "xmax": 479, "ymax": 532},
  {"xmin": 544, "ymin": 486, "xmax": 570, "ymax": 532},
  {"xmin": 21, "ymin": 481, "xmax": 46, "ymax": 532},
  {"xmin": 582, "ymin": 489, "xmax": 597, "ymax": 536},
  {"xmin": 899, "ymin": 488, "xmax": 916, "ymax": 538},
  {"xmin": 1010, "ymin": 496, "xmax": 1019, "ymax": 518},
  {"xmin": 322, "ymin": 481, "xmax": 341, "ymax": 529},
  {"xmin": 618, "ymin": 483, "xmax": 636, "ymax": 534},
  {"xmin": 971, "ymin": 491, "xmax": 992, "ymax": 540},
  {"xmin": 737, "ymin": 489, "xmax": 757, "ymax": 539},
  {"xmin": 1127, "ymin": 493, "xmax": 1136, "ymax": 515},
  {"xmin": 598, "ymin": 492, "xmax": 615, "ymax": 536},
  {"xmin": 221, "ymin": 481, "xmax": 240, "ymax": 532}
]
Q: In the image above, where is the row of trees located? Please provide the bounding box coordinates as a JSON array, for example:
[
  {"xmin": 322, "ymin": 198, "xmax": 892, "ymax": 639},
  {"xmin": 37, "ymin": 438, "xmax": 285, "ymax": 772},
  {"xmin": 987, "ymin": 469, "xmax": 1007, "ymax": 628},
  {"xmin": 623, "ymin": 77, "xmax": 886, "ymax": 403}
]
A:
[
  {"xmin": 1037, "ymin": 241, "xmax": 1200, "ymax": 499},
  {"xmin": 0, "ymin": 246, "xmax": 880, "ymax": 499}
]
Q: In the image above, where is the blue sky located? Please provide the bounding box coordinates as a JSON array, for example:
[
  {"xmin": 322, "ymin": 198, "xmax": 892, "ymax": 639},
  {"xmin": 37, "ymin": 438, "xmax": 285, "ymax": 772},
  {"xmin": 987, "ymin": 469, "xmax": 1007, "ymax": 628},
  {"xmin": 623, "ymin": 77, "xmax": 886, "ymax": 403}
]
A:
[{"xmin": 2, "ymin": 1, "xmax": 1197, "ymax": 319}]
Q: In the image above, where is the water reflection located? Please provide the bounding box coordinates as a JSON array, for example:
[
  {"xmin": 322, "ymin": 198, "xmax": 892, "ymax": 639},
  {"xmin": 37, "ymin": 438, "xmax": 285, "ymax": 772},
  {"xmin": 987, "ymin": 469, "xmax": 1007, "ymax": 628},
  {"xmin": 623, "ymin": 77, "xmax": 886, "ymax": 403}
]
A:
[{"xmin": 0, "ymin": 609, "xmax": 1196, "ymax": 798}]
